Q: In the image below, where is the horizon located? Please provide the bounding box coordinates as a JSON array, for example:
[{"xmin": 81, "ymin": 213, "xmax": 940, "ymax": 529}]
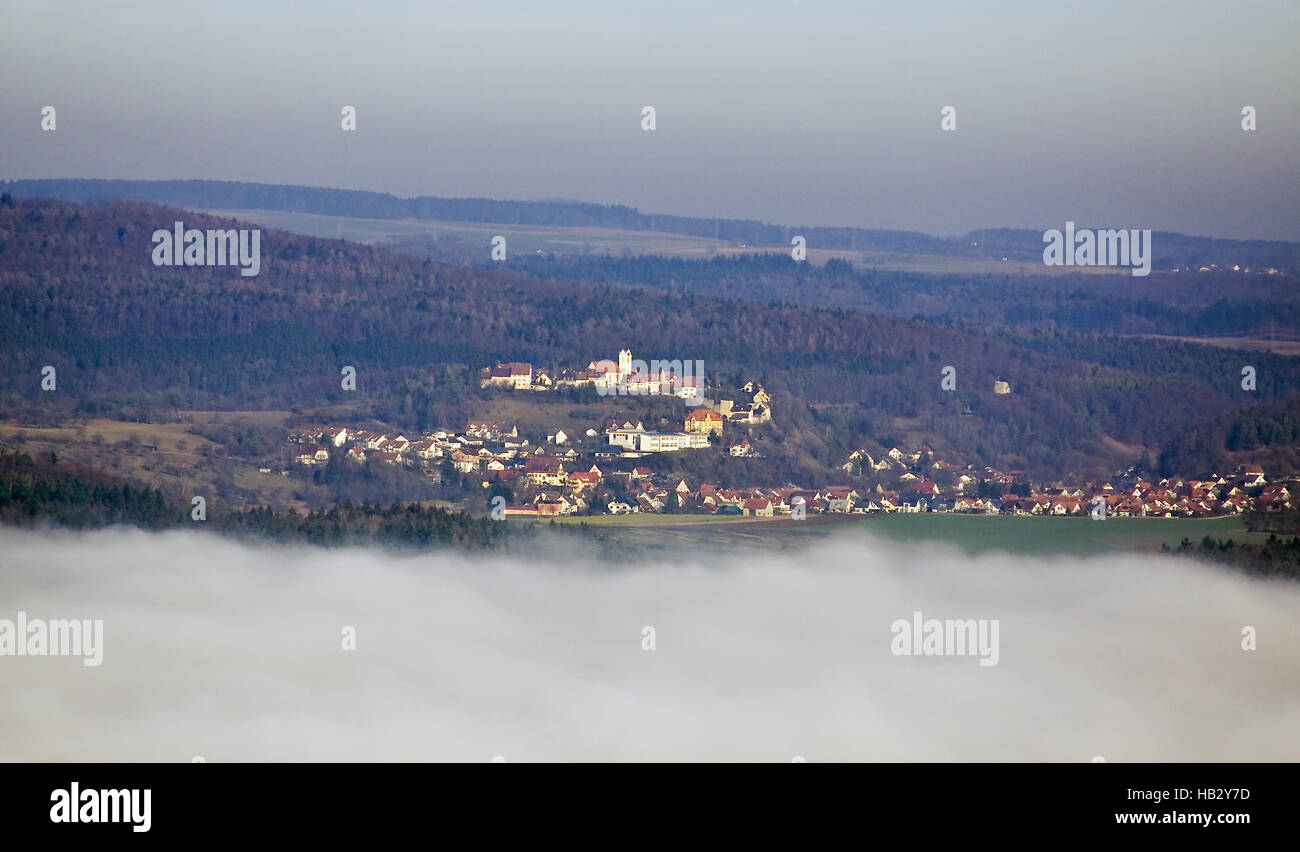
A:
[
  {"xmin": 3, "ymin": 0, "xmax": 1297, "ymax": 241},
  {"xmin": 6, "ymin": 176, "xmax": 1298, "ymax": 247}
]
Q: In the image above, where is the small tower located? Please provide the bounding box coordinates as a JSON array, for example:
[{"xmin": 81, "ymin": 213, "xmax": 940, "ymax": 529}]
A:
[{"xmin": 618, "ymin": 348, "xmax": 633, "ymax": 378}]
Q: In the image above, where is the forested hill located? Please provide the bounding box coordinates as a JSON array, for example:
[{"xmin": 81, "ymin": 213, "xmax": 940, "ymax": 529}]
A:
[
  {"xmin": 1, "ymin": 196, "xmax": 1296, "ymax": 481},
  {"xmin": 6, "ymin": 178, "xmax": 1298, "ymax": 271},
  {"xmin": 0, "ymin": 449, "xmax": 508, "ymax": 549},
  {"xmin": 506, "ymin": 253, "xmax": 1300, "ymax": 340}
]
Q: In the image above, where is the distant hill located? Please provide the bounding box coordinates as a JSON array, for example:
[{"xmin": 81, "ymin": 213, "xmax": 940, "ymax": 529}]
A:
[
  {"xmin": 2, "ymin": 195, "xmax": 1297, "ymax": 482},
  {"xmin": 6, "ymin": 178, "xmax": 1298, "ymax": 271}
]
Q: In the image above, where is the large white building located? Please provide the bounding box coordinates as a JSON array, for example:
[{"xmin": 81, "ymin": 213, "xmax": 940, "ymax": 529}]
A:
[
  {"xmin": 634, "ymin": 431, "xmax": 709, "ymax": 452},
  {"xmin": 604, "ymin": 418, "xmax": 708, "ymax": 452},
  {"xmin": 605, "ymin": 417, "xmax": 645, "ymax": 449}
]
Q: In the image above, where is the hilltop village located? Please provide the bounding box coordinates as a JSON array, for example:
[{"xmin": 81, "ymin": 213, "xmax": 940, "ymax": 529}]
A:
[{"xmin": 279, "ymin": 349, "xmax": 1298, "ymax": 520}]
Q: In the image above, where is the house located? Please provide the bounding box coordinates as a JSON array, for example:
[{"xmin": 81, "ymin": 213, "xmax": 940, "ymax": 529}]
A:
[
  {"xmin": 566, "ymin": 471, "xmax": 601, "ymax": 492},
  {"xmin": 523, "ymin": 456, "xmax": 566, "ymax": 486},
  {"xmin": 466, "ymin": 420, "xmax": 517, "ymax": 440},
  {"xmin": 742, "ymin": 498, "xmax": 774, "ymax": 518},
  {"xmin": 605, "ymin": 417, "xmax": 646, "ymax": 449},
  {"xmin": 1049, "ymin": 497, "xmax": 1082, "ymax": 515},
  {"xmin": 823, "ymin": 494, "xmax": 852, "ymax": 513},
  {"xmin": 684, "ymin": 409, "xmax": 724, "ymax": 436},
  {"xmin": 451, "ymin": 449, "xmax": 480, "ymax": 473},
  {"xmin": 295, "ymin": 443, "xmax": 329, "ymax": 465},
  {"xmin": 636, "ymin": 493, "xmax": 665, "ymax": 513},
  {"xmin": 411, "ymin": 439, "xmax": 441, "ymax": 461},
  {"xmin": 1237, "ymin": 465, "xmax": 1266, "ymax": 487},
  {"xmin": 536, "ymin": 501, "xmax": 565, "ymax": 517},
  {"xmin": 503, "ymin": 504, "xmax": 539, "ymax": 517},
  {"xmin": 913, "ymin": 481, "xmax": 942, "ymax": 497},
  {"xmin": 481, "ymin": 363, "xmax": 533, "ymax": 390},
  {"xmin": 730, "ymin": 437, "xmax": 759, "ymax": 458}
]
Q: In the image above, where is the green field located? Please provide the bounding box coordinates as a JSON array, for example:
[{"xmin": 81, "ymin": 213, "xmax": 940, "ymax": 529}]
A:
[
  {"xmin": 542, "ymin": 512, "xmax": 1260, "ymax": 556},
  {"xmin": 198, "ymin": 207, "xmax": 1131, "ymax": 276}
]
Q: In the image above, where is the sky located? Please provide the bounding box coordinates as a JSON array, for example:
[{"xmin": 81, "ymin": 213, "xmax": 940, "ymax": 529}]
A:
[
  {"xmin": 2, "ymin": 0, "xmax": 1298, "ymax": 240},
  {"xmin": 3, "ymin": 526, "xmax": 1297, "ymax": 761}
]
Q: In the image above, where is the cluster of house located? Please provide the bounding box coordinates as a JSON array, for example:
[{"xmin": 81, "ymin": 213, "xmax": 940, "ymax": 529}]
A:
[
  {"xmin": 990, "ymin": 468, "xmax": 1294, "ymax": 518},
  {"xmin": 586, "ymin": 464, "xmax": 1294, "ymax": 519},
  {"xmin": 845, "ymin": 448, "xmax": 1292, "ymax": 518},
  {"xmin": 287, "ymin": 408, "xmax": 764, "ymax": 474},
  {"xmin": 289, "ymin": 420, "xmax": 528, "ymax": 476},
  {"xmin": 286, "ymin": 421, "xmax": 1293, "ymax": 520},
  {"xmin": 481, "ymin": 348, "xmax": 773, "ymax": 425},
  {"xmin": 286, "ymin": 405, "xmax": 767, "ymax": 494},
  {"xmin": 481, "ymin": 348, "xmax": 701, "ymax": 402}
]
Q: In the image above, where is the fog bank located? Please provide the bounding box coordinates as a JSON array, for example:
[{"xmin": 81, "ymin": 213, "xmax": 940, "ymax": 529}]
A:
[{"xmin": 1, "ymin": 526, "xmax": 1296, "ymax": 761}]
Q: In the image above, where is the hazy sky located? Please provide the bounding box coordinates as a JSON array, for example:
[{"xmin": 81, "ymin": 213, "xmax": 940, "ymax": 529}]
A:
[
  {"xmin": 3, "ymin": 526, "xmax": 1297, "ymax": 761},
  {"xmin": 3, "ymin": 0, "xmax": 1298, "ymax": 239}
]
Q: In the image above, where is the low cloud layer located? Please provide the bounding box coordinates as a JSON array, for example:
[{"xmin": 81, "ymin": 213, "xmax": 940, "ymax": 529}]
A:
[{"xmin": 1, "ymin": 526, "xmax": 1296, "ymax": 761}]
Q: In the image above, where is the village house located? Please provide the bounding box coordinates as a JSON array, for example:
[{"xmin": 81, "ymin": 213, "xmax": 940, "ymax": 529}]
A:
[
  {"xmin": 411, "ymin": 438, "xmax": 441, "ymax": 461},
  {"xmin": 524, "ymin": 456, "xmax": 566, "ymax": 486},
  {"xmin": 566, "ymin": 471, "xmax": 601, "ymax": 492},
  {"xmin": 684, "ymin": 408, "xmax": 724, "ymax": 436},
  {"xmin": 730, "ymin": 437, "xmax": 759, "ymax": 457},
  {"xmin": 450, "ymin": 449, "xmax": 480, "ymax": 474},
  {"xmin": 605, "ymin": 417, "xmax": 646, "ymax": 449},
  {"xmin": 481, "ymin": 363, "xmax": 533, "ymax": 391},
  {"xmin": 715, "ymin": 383, "xmax": 772, "ymax": 424},
  {"xmin": 466, "ymin": 420, "xmax": 517, "ymax": 440},
  {"xmin": 1237, "ymin": 464, "xmax": 1266, "ymax": 488},
  {"xmin": 295, "ymin": 443, "xmax": 330, "ymax": 465}
]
